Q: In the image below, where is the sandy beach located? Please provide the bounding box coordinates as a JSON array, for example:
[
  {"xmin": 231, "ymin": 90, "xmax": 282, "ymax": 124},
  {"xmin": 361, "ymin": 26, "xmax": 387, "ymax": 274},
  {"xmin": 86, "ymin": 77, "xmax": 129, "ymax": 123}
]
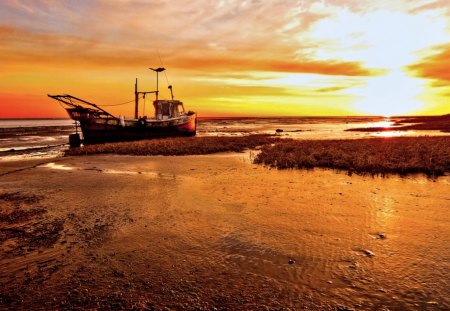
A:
[{"xmin": 1, "ymin": 153, "xmax": 449, "ymax": 310}]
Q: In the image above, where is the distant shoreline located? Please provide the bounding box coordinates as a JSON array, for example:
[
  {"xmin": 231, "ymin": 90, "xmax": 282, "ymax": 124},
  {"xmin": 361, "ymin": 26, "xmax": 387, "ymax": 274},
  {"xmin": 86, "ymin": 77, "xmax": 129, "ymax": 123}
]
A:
[
  {"xmin": 0, "ymin": 118, "xmax": 71, "ymax": 121},
  {"xmin": 0, "ymin": 114, "xmax": 447, "ymax": 121}
]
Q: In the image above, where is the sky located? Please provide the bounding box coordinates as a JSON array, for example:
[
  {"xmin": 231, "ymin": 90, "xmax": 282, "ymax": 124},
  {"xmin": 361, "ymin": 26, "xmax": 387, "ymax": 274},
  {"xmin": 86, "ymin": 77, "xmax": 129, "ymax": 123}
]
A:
[{"xmin": 0, "ymin": 0, "xmax": 449, "ymax": 118}]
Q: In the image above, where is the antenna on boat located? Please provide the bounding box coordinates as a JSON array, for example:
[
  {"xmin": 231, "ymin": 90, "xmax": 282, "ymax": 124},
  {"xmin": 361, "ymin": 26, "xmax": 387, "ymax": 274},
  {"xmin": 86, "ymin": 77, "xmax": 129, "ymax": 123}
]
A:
[
  {"xmin": 168, "ymin": 85, "xmax": 174, "ymax": 100},
  {"xmin": 149, "ymin": 67, "xmax": 165, "ymax": 100}
]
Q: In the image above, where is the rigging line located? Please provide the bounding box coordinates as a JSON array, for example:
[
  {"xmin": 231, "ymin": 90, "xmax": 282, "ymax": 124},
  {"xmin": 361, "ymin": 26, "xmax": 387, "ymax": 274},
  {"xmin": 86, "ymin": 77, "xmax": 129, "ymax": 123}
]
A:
[
  {"xmin": 98, "ymin": 95, "xmax": 143, "ymax": 107},
  {"xmin": 57, "ymin": 101, "xmax": 66, "ymax": 111},
  {"xmin": 143, "ymin": 94, "xmax": 146, "ymax": 116},
  {"xmin": 157, "ymin": 49, "xmax": 170, "ymax": 86}
]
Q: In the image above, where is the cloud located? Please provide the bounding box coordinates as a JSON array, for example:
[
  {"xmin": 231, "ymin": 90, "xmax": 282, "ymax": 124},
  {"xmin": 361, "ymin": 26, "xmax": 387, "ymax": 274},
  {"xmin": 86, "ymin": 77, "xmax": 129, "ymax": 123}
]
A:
[
  {"xmin": 4, "ymin": 0, "xmax": 35, "ymax": 14},
  {"xmin": 316, "ymin": 86, "xmax": 351, "ymax": 93},
  {"xmin": 0, "ymin": 22, "xmax": 378, "ymax": 77},
  {"xmin": 408, "ymin": 44, "xmax": 450, "ymax": 83},
  {"xmin": 170, "ymin": 55, "xmax": 378, "ymax": 76},
  {"xmin": 409, "ymin": 0, "xmax": 450, "ymax": 14},
  {"xmin": 0, "ymin": 1, "xmax": 330, "ymax": 60}
]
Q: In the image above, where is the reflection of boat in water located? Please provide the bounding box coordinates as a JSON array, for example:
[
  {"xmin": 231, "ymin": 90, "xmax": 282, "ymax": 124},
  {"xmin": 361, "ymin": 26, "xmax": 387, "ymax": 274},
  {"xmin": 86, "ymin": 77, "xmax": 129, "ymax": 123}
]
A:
[{"xmin": 48, "ymin": 68, "xmax": 197, "ymax": 147}]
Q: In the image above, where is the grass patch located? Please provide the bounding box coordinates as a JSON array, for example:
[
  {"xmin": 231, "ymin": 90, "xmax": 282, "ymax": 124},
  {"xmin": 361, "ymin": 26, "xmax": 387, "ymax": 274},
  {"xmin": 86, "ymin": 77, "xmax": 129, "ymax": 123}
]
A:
[
  {"xmin": 254, "ymin": 136, "xmax": 450, "ymax": 177},
  {"xmin": 66, "ymin": 135, "xmax": 450, "ymax": 177},
  {"xmin": 65, "ymin": 134, "xmax": 283, "ymax": 156}
]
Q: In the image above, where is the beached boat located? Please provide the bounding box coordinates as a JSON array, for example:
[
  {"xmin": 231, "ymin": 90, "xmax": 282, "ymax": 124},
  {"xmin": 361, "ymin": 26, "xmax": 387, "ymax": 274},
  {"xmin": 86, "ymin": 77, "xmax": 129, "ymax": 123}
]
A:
[{"xmin": 48, "ymin": 68, "xmax": 197, "ymax": 147}]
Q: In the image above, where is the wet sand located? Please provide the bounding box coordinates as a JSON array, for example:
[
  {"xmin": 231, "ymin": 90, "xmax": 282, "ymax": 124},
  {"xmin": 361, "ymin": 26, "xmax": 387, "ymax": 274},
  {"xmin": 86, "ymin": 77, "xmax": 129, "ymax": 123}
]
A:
[{"xmin": 0, "ymin": 154, "xmax": 449, "ymax": 310}]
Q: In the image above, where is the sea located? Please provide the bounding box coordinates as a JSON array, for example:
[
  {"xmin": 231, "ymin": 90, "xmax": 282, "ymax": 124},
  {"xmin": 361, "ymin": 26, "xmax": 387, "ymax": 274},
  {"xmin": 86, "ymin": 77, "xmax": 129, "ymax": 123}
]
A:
[{"xmin": 1, "ymin": 117, "xmax": 448, "ymax": 161}]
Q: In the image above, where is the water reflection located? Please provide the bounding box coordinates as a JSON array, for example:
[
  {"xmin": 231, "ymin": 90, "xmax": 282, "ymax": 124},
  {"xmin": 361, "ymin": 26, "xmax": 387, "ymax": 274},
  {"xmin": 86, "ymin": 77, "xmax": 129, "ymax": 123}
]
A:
[
  {"xmin": 40, "ymin": 162, "xmax": 74, "ymax": 170},
  {"xmin": 371, "ymin": 131, "xmax": 410, "ymax": 138},
  {"xmin": 369, "ymin": 120, "xmax": 394, "ymax": 128},
  {"xmin": 372, "ymin": 195, "xmax": 395, "ymax": 227}
]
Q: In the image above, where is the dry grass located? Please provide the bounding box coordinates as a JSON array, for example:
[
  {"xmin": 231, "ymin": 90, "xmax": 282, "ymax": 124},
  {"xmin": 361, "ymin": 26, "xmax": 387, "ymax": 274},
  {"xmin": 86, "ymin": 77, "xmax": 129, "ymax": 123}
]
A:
[
  {"xmin": 254, "ymin": 136, "xmax": 450, "ymax": 177},
  {"xmin": 66, "ymin": 135, "xmax": 450, "ymax": 177},
  {"xmin": 65, "ymin": 134, "xmax": 283, "ymax": 156}
]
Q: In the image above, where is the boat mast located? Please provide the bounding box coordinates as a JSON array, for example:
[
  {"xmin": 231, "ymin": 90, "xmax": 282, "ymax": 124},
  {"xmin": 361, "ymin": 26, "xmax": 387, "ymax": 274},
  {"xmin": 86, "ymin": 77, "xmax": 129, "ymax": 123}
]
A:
[
  {"xmin": 134, "ymin": 78, "xmax": 138, "ymax": 119},
  {"xmin": 149, "ymin": 67, "xmax": 165, "ymax": 100}
]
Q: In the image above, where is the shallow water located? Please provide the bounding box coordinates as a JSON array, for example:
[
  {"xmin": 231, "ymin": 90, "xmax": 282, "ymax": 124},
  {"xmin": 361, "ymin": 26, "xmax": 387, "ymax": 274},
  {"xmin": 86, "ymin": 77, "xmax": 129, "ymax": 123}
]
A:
[
  {"xmin": 198, "ymin": 117, "xmax": 449, "ymax": 140},
  {"xmin": 0, "ymin": 119, "xmax": 74, "ymax": 160},
  {"xmin": 1, "ymin": 117, "xmax": 449, "ymax": 161}
]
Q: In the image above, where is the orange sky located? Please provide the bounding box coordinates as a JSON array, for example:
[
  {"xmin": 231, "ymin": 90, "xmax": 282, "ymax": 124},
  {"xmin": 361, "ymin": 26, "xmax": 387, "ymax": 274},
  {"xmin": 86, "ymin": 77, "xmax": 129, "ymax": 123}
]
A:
[{"xmin": 0, "ymin": 0, "xmax": 449, "ymax": 118}]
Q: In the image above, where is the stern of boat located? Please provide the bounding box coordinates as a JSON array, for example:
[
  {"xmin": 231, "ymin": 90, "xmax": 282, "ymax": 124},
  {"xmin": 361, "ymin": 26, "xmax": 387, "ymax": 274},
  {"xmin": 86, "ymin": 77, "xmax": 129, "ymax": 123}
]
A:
[{"xmin": 179, "ymin": 112, "xmax": 197, "ymax": 136}]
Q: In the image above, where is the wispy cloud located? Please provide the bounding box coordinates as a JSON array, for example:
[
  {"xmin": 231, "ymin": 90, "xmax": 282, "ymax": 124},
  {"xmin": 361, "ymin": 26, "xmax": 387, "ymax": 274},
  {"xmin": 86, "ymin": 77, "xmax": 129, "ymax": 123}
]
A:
[
  {"xmin": 408, "ymin": 43, "xmax": 450, "ymax": 83},
  {"xmin": 409, "ymin": 0, "xmax": 450, "ymax": 14}
]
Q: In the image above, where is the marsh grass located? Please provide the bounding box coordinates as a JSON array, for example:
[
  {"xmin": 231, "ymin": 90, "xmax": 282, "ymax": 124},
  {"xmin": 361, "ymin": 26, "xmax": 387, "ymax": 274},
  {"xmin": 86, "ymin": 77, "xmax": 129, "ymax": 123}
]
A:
[
  {"xmin": 254, "ymin": 136, "xmax": 450, "ymax": 177},
  {"xmin": 66, "ymin": 135, "xmax": 449, "ymax": 177},
  {"xmin": 65, "ymin": 134, "xmax": 283, "ymax": 156}
]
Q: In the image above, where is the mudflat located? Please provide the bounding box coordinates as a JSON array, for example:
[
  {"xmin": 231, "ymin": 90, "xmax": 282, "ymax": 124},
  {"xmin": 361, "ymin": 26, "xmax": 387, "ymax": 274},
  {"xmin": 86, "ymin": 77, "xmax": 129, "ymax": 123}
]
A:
[{"xmin": 1, "ymin": 154, "xmax": 449, "ymax": 310}]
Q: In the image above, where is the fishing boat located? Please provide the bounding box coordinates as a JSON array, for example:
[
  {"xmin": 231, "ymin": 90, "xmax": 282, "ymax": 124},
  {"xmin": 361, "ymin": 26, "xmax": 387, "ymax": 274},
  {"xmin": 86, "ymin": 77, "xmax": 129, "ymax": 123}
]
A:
[{"xmin": 48, "ymin": 68, "xmax": 197, "ymax": 147}]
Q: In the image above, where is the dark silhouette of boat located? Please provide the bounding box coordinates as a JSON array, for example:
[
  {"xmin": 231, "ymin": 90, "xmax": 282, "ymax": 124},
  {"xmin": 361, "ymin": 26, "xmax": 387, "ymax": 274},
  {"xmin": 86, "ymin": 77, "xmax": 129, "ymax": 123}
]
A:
[{"xmin": 48, "ymin": 68, "xmax": 197, "ymax": 147}]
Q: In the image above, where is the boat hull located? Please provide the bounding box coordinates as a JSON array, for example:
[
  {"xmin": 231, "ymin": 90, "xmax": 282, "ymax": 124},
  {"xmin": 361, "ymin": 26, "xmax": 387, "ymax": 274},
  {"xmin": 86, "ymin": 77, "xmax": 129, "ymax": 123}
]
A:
[{"xmin": 78, "ymin": 113, "xmax": 197, "ymax": 144}]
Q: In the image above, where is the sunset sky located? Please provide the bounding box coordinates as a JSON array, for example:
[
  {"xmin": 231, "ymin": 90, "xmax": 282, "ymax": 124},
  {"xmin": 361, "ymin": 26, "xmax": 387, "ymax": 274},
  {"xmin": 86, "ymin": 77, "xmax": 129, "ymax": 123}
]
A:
[{"xmin": 0, "ymin": 0, "xmax": 449, "ymax": 118}]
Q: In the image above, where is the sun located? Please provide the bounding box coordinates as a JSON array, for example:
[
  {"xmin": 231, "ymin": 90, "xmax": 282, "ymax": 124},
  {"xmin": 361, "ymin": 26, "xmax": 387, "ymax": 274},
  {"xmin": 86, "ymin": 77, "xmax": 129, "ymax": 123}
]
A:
[{"xmin": 351, "ymin": 70, "xmax": 423, "ymax": 116}]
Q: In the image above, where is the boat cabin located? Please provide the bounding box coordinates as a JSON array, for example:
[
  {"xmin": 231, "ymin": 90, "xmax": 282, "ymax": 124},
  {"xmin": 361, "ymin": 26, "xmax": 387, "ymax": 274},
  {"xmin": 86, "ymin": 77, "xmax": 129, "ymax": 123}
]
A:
[{"xmin": 153, "ymin": 100, "xmax": 185, "ymax": 120}]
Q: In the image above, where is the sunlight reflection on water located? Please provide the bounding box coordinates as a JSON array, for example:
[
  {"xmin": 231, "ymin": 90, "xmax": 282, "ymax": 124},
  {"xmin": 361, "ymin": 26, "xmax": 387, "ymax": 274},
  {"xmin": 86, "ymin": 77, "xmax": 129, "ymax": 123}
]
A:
[
  {"xmin": 40, "ymin": 162, "xmax": 74, "ymax": 170},
  {"xmin": 371, "ymin": 131, "xmax": 410, "ymax": 138}
]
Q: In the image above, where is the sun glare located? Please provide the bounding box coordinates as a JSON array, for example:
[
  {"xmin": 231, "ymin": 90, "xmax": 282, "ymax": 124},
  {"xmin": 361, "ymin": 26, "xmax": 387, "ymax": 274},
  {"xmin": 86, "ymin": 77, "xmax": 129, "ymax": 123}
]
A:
[
  {"xmin": 350, "ymin": 70, "xmax": 423, "ymax": 116},
  {"xmin": 308, "ymin": 7, "xmax": 449, "ymax": 116}
]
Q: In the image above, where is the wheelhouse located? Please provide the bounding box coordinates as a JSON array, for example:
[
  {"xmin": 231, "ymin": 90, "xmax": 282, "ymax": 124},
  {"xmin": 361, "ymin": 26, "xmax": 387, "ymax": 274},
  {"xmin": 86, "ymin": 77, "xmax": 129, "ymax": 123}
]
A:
[{"xmin": 153, "ymin": 100, "xmax": 185, "ymax": 120}]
